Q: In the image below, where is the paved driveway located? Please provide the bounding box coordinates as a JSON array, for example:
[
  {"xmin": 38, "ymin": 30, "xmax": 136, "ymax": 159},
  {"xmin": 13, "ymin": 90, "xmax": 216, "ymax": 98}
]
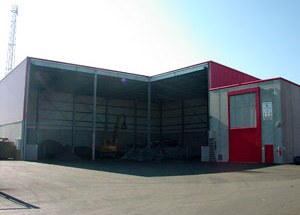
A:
[{"xmin": 0, "ymin": 160, "xmax": 299, "ymax": 215}]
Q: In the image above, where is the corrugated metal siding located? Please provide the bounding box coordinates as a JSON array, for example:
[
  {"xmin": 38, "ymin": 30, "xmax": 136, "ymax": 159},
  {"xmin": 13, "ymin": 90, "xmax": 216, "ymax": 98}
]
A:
[
  {"xmin": 26, "ymin": 90, "xmax": 152, "ymax": 148},
  {"xmin": 209, "ymin": 61, "xmax": 260, "ymax": 89},
  {"xmin": 259, "ymin": 80, "xmax": 282, "ymax": 164},
  {"xmin": 0, "ymin": 122, "xmax": 23, "ymax": 141},
  {"xmin": 209, "ymin": 90, "xmax": 229, "ymax": 162},
  {"xmin": 280, "ymin": 80, "xmax": 300, "ymax": 163},
  {"xmin": 0, "ymin": 59, "xmax": 27, "ymax": 125}
]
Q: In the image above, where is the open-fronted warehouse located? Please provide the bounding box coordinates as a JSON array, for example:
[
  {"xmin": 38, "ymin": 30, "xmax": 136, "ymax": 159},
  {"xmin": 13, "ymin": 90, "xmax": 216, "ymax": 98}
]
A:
[{"xmin": 0, "ymin": 57, "xmax": 299, "ymax": 163}]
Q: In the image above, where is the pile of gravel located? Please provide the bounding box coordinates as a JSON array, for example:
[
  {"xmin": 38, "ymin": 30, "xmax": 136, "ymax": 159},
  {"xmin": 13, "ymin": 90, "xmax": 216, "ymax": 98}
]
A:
[{"xmin": 122, "ymin": 147, "xmax": 164, "ymax": 162}]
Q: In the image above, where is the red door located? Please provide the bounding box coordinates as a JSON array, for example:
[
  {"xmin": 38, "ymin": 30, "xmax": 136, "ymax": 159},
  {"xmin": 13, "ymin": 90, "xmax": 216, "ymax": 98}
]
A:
[
  {"xmin": 228, "ymin": 87, "xmax": 262, "ymax": 163},
  {"xmin": 265, "ymin": 145, "xmax": 274, "ymax": 163}
]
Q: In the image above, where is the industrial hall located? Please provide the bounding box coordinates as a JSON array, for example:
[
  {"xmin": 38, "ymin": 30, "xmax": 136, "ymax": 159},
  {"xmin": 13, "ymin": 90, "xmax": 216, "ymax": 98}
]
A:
[{"xmin": 0, "ymin": 57, "xmax": 299, "ymax": 163}]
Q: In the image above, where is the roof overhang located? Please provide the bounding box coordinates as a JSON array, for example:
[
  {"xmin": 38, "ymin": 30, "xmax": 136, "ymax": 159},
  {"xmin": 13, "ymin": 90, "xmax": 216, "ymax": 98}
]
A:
[
  {"xmin": 150, "ymin": 62, "xmax": 209, "ymax": 82},
  {"xmin": 30, "ymin": 57, "xmax": 150, "ymax": 82}
]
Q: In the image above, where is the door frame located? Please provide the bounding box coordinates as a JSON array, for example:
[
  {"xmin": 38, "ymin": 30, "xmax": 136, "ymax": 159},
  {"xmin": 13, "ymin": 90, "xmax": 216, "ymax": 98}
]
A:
[{"xmin": 228, "ymin": 87, "xmax": 262, "ymax": 163}]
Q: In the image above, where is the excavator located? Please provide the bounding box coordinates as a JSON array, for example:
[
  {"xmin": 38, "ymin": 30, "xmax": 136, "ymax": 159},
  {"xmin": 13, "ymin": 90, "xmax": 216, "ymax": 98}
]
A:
[{"xmin": 100, "ymin": 114, "xmax": 127, "ymax": 154}]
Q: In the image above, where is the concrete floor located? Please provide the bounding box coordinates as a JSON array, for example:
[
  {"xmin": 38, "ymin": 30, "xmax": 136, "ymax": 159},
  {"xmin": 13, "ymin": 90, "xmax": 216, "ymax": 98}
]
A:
[{"xmin": 0, "ymin": 160, "xmax": 300, "ymax": 215}]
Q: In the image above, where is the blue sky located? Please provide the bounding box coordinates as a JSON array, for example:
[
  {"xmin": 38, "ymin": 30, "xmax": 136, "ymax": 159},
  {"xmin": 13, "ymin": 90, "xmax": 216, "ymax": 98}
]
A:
[
  {"xmin": 0, "ymin": 0, "xmax": 299, "ymax": 83},
  {"xmin": 162, "ymin": 0, "xmax": 300, "ymax": 82}
]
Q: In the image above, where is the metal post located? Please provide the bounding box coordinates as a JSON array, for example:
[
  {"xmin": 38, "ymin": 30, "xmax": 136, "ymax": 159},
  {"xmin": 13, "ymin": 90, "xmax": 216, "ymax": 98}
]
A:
[
  {"xmin": 22, "ymin": 59, "xmax": 31, "ymax": 160},
  {"xmin": 207, "ymin": 65, "xmax": 211, "ymax": 146},
  {"xmin": 147, "ymin": 81, "xmax": 151, "ymax": 148},
  {"xmin": 92, "ymin": 73, "xmax": 97, "ymax": 160},
  {"xmin": 181, "ymin": 100, "xmax": 187, "ymax": 159},
  {"xmin": 35, "ymin": 91, "xmax": 40, "ymax": 146},
  {"xmin": 71, "ymin": 94, "xmax": 76, "ymax": 153},
  {"xmin": 181, "ymin": 100, "xmax": 185, "ymax": 146},
  {"xmin": 159, "ymin": 102, "xmax": 162, "ymax": 138},
  {"xmin": 35, "ymin": 91, "xmax": 40, "ymax": 159},
  {"xmin": 134, "ymin": 100, "xmax": 137, "ymax": 149},
  {"xmin": 104, "ymin": 98, "xmax": 108, "ymax": 140}
]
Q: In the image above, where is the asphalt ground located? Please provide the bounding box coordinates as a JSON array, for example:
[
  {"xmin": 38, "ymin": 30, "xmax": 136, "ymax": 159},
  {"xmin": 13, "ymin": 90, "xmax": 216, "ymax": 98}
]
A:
[{"xmin": 0, "ymin": 160, "xmax": 300, "ymax": 215}]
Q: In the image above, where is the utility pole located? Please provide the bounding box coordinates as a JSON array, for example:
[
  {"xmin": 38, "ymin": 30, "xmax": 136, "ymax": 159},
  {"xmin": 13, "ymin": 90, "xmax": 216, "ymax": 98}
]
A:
[{"xmin": 5, "ymin": 4, "xmax": 19, "ymax": 75}]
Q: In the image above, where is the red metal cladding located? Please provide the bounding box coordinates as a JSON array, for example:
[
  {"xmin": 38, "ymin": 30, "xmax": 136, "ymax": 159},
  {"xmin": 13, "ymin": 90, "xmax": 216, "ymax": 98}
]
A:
[
  {"xmin": 229, "ymin": 128, "xmax": 261, "ymax": 163},
  {"xmin": 264, "ymin": 145, "xmax": 274, "ymax": 163},
  {"xmin": 209, "ymin": 61, "xmax": 260, "ymax": 89}
]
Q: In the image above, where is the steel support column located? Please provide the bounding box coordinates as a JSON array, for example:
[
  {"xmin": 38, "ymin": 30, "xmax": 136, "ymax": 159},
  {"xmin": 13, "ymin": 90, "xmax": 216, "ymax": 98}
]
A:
[
  {"xmin": 181, "ymin": 100, "xmax": 185, "ymax": 146},
  {"xmin": 22, "ymin": 59, "xmax": 31, "ymax": 160},
  {"xmin": 34, "ymin": 90, "xmax": 40, "ymax": 161},
  {"xmin": 147, "ymin": 81, "xmax": 151, "ymax": 148},
  {"xmin": 159, "ymin": 102, "xmax": 162, "ymax": 138},
  {"xmin": 104, "ymin": 98, "xmax": 108, "ymax": 140},
  {"xmin": 35, "ymin": 92, "xmax": 40, "ymax": 146},
  {"xmin": 134, "ymin": 100, "xmax": 137, "ymax": 149},
  {"xmin": 92, "ymin": 73, "xmax": 98, "ymax": 160},
  {"xmin": 71, "ymin": 94, "xmax": 76, "ymax": 153}
]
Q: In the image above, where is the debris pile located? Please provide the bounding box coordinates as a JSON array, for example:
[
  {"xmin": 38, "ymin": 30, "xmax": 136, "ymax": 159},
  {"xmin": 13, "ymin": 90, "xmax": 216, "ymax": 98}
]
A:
[
  {"xmin": 122, "ymin": 147, "xmax": 164, "ymax": 162},
  {"xmin": 0, "ymin": 138, "xmax": 17, "ymax": 159},
  {"xmin": 40, "ymin": 140, "xmax": 79, "ymax": 160}
]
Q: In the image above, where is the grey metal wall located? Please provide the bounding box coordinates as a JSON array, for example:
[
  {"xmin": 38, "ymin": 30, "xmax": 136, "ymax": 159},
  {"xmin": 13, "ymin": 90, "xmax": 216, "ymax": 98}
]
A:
[
  {"xmin": 260, "ymin": 80, "xmax": 282, "ymax": 163},
  {"xmin": 209, "ymin": 89, "xmax": 229, "ymax": 161},
  {"xmin": 26, "ymin": 89, "xmax": 155, "ymax": 158},
  {"xmin": 0, "ymin": 122, "xmax": 23, "ymax": 143},
  {"xmin": 160, "ymin": 98, "xmax": 208, "ymax": 158},
  {"xmin": 0, "ymin": 59, "xmax": 27, "ymax": 126},
  {"xmin": 0, "ymin": 59, "xmax": 27, "ymax": 147},
  {"xmin": 209, "ymin": 80, "xmax": 283, "ymax": 163},
  {"xmin": 26, "ymin": 91, "xmax": 208, "ymax": 159},
  {"xmin": 27, "ymin": 90, "xmax": 73, "ymax": 148},
  {"xmin": 280, "ymin": 80, "xmax": 300, "ymax": 163}
]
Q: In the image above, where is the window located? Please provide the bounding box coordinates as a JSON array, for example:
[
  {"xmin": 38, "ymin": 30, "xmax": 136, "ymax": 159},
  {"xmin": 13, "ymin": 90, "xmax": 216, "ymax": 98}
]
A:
[{"xmin": 230, "ymin": 93, "xmax": 256, "ymax": 128}]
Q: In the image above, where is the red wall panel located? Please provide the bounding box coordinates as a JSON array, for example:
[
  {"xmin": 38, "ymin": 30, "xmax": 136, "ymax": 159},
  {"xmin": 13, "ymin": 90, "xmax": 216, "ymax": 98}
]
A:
[
  {"xmin": 229, "ymin": 128, "xmax": 261, "ymax": 163},
  {"xmin": 210, "ymin": 61, "xmax": 260, "ymax": 89}
]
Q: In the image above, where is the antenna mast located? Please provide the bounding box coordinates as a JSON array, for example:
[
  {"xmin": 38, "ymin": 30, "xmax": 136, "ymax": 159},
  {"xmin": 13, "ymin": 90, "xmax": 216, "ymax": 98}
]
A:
[{"xmin": 5, "ymin": 4, "xmax": 19, "ymax": 75}]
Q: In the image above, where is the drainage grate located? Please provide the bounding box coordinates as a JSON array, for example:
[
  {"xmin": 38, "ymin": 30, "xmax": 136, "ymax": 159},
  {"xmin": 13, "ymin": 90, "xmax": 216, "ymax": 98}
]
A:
[{"xmin": 0, "ymin": 191, "xmax": 39, "ymax": 211}]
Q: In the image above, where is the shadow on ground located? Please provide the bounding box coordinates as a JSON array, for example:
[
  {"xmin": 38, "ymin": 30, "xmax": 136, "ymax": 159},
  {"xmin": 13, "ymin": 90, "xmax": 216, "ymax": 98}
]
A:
[{"xmin": 39, "ymin": 159, "xmax": 275, "ymax": 177}]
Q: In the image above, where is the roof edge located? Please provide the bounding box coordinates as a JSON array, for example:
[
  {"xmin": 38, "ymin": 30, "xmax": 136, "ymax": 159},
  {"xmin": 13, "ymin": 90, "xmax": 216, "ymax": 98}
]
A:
[
  {"xmin": 209, "ymin": 77, "xmax": 300, "ymax": 91},
  {"xmin": 150, "ymin": 62, "xmax": 209, "ymax": 82},
  {"xmin": 28, "ymin": 57, "xmax": 149, "ymax": 82}
]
